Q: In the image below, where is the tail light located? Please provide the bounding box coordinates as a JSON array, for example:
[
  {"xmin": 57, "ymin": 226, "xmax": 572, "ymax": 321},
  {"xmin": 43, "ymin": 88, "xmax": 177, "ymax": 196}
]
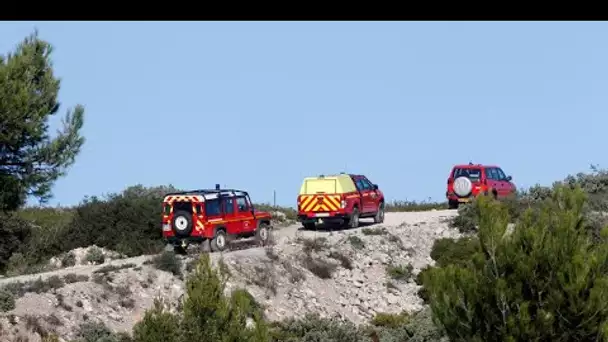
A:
[{"xmin": 341, "ymin": 200, "xmax": 347, "ymax": 209}]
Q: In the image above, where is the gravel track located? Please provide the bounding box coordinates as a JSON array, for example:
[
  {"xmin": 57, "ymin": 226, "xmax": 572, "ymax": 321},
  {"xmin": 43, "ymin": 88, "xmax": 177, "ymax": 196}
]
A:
[{"xmin": 0, "ymin": 210, "xmax": 457, "ymax": 287}]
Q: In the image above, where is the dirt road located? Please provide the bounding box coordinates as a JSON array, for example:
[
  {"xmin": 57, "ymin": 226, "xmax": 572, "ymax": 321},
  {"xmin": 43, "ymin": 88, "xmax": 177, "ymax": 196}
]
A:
[{"xmin": 0, "ymin": 210, "xmax": 457, "ymax": 287}]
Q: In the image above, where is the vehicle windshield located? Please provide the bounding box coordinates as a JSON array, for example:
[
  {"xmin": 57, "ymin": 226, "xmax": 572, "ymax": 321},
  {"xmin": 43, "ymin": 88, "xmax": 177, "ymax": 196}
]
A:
[{"xmin": 452, "ymin": 167, "xmax": 482, "ymax": 181}]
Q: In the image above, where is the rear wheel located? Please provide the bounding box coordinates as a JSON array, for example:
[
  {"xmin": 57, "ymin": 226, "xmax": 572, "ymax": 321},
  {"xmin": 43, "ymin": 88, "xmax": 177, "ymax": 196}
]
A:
[
  {"xmin": 349, "ymin": 207, "xmax": 360, "ymax": 229},
  {"xmin": 256, "ymin": 222, "xmax": 271, "ymax": 246},
  {"xmin": 448, "ymin": 200, "xmax": 459, "ymax": 209},
  {"xmin": 303, "ymin": 222, "xmax": 315, "ymax": 230},
  {"xmin": 210, "ymin": 230, "xmax": 228, "ymax": 252},
  {"xmin": 373, "ymin": 202, "xmax": 385, "ymax": 223}
]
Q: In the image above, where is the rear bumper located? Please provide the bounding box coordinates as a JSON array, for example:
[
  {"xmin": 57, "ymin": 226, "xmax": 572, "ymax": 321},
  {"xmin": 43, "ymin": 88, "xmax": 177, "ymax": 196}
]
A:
[
  {"xmin": 298, "ymin": 212, "xmax": 350, "ymax": 223},
  {"xmin": 164, "ymin": 236, "xmax": 208, "ymax": 246},
  {"xmin": 446, "ymin": 192, "xmax": 475, "ymax": 203}
]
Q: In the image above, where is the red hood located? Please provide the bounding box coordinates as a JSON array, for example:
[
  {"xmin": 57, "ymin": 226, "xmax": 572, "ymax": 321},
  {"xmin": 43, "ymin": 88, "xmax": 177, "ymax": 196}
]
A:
[{"xmin": 254, "ymin": 208, "xmax": 271, "ymax": 216}]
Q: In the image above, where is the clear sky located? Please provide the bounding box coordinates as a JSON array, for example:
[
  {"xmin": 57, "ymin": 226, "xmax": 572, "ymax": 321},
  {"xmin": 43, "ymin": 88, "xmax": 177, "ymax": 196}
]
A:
[{"xmin": 2, "ymin": 21, "xmax": 607, "ymax": 208}]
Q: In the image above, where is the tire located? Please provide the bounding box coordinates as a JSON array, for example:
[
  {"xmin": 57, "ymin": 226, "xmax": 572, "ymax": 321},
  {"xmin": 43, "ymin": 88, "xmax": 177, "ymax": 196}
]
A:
[
  {"xmin": 453, "ymin": 177, "xmax": 472, "ymax": 197},
  {"xmin": 172, "ymin": 210, "xmax": 192, "ymax": 237},
  {"xmin": 303, "ymin": 222, "xmax": 315, "ymax": 230},
  {"xmin": 349, "ymin": 207, "xmax": 360, "ymax": 229},
  {"xmin": 256, "ymin": 222, "xmax": 271, "ymax": 246},
  {"xmin": 373, "ymin": 202, "xmax": 385, "ymax": 223},
  {"xmin": 174, "ymin": 245, "xmax": 188, "ymax": 255},
  {"xmin": 210, "ymin": 229, "xmax": 228, "ymax": 252},
  {"xmin": 448, "ymin": 200, "xmax": 459, "ymax": 210}
]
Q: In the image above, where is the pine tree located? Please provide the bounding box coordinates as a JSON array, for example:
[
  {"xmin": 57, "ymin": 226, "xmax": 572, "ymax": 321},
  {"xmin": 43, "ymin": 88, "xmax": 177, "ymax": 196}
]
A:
[
  {"xmin": 0, "ymin": 30, "xmax": 85, "ymax": 212},
  {"xmin": 132, "ymin": 254, "xmax": 270, "ymax": 342},
  {"xmin": 422, "ymin": 185, "xmax": 608, "ymax": 341}
]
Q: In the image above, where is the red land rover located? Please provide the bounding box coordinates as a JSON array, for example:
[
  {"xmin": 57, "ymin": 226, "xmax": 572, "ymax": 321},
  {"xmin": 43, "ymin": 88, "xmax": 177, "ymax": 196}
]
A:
[
  {"xmin": 162, "ymin": 186, "xmax": 273, "ymax": 253},
  {"xmin": 446, "ymin": 163, "xmax": 516, "ymax": 209}
]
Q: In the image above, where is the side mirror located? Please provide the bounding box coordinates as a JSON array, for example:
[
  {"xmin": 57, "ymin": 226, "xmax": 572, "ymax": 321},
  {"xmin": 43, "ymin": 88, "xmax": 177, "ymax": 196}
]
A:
[
  {"xmin": 506, "ymin": 176, "xmax": 512, "ymax": 182},
  {"xmin": 372, "ymin": 184, "xmax": 379, "ymax": 190}
]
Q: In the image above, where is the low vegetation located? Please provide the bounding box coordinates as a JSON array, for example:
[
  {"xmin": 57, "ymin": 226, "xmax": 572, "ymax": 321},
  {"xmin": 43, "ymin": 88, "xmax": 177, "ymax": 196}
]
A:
[
  {"xmin": 386, "ymin": 263, "xmax": 414, "ymax": 282},
  {"xmin": 385, "ymin": 199, "xmax": 447, "ymax": 212},
  {"xmin": 419, "ymin": 184, "xmax": 608, "ymax": 340},
  {"xmin": 131, "ymin": 253, "xmax": 269, "ymax": 342},
  {"xmin": 150, "ymin": 251, "xmax": 183, "ymax": 278}
]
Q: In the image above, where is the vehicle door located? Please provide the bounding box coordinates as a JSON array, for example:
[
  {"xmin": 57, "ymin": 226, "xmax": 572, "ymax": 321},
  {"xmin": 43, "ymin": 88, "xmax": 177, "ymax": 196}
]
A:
[
  {"xmin": 204, "ymin": 197, "xmax": 224, "ymax": 233},
  {"xmin": 235, "ymin": 195, "xmax": 256, "ymax": 234},
  {"xmin": 221, "ymin": 195, "xmax": 240, "ymax": 235},
  {"xmin": 484, "ymin": 167, "xmax": 500, "ymax": 196},
  {"xmin": 495, "ymin": 167, "xmax": 513, "ymax": 197},
  {"xmin": 361, "ymin": 176, "xmax": 381, "ymax": 212},
  {"xmin": 355, "ymin": 177, "xmax": 374, "ymax": 213}
]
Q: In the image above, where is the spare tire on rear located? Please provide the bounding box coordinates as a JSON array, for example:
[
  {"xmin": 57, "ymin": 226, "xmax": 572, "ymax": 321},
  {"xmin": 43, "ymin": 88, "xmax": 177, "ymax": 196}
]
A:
[
  {"xmin": 172, "ymin": 210, "xmax": 193, "ymax": 237},
  {"xmin": 453, "ymin": 176, "xmax": 472, "ymax": 197}
]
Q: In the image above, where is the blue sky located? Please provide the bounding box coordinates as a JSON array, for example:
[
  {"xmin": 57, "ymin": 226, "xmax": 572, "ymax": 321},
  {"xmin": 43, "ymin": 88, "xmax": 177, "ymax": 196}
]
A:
[{"xmin": 2, "ymin": 21, "xmax": 607, "ymax": 207}]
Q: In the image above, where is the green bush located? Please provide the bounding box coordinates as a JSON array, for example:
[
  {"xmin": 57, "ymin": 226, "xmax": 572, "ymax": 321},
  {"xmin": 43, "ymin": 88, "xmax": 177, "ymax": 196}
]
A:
[
  {"xmin": 132, "ymin": 253, "xmax": 269, "ymax": 342},
  {"xmin": 132, "ymin": 298, "xmax": 181, "ymax": 342},
  {"xmin": 370, "ymin": 311, "xmax": 410, "ymax": 328},
  {"xmin": 348, "ymin": 235, "xmax": 365, "ymax": 249},
  {"xmin": 0, "ymin": 214, "xmax": 32, "ymax": 273},
  {"xmin": 301, "ymin": 255, "xmax": 336, "ymax": 279},
  {"xmin": 373, "ymin": 308, "xmax": 446, "ymax": 342},
  {"xmin": 270, "ymin": 309, "xmax": 444, "ymax": 342},
  {"xmin": 386, "ymin": 264, "xmax": 413, "ymax": 281},
  {"xmin": 62, "ymin": 185, "xmax": 179, "ymax": 257},
  {"xmin": 0, "ymin": 289, "xmax": 15, "ymax": 312},
  {"xmin": 252, "ymin": 203, "xmax": 297, "ymax": 222},
  {"xmin": 151, "ymin": 251, "xmax": 183, "ymax": 278},
  {"xmin": 269, "ymin": 313, "xmax": 366, "ymax": 342},
  {"xmin": 76, "ymin": 321, "xmax": 133, "ymax": 342},
  {"xmin": 385, "ymin": 200, "xmax": 447, "ymax": 212},
  {"xmin": 423, "ymin": 185, "xmax": 608, "ymax": 341},
  {"xmin": 61, "ymin": 252, "xmax": 77, "ymax": 267},
  {"xmin": 429, "ymin": 236, "xmax": 480, "ymax": 268},
  {"xmin": 86, "ymin": 247, "xmax": 105, "ymax": 264}
]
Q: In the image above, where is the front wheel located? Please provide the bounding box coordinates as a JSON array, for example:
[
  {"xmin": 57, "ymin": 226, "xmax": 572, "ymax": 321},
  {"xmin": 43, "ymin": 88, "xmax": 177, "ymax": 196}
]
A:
[
  {"xmin": 256, "ymin": 222, "xmax": 272, "ymax": 246},
  {"xmin": 210, "ymin": 230, "xmax": 228, "ymax": 252},
  {"xmin": 349, "ymin": 207, "xmax": 360, "ymax": 229},
  {"xmin": 374, "ymin": 203, "xmax": 385, "ymax": 223}
]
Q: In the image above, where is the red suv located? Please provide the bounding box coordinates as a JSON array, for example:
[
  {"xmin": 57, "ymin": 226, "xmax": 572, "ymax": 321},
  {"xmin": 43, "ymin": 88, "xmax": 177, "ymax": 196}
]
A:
[
  {"xmin": 162, "ymin": 186, "xmax": 273, "ymax": 253},
  {"xmin": 446, "ymin": 163, "xmax": 516, "ymax": 209}
]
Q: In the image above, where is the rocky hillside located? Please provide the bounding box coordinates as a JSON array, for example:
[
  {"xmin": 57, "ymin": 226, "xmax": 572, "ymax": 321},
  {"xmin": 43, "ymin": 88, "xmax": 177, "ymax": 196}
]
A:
[{"xmin": 0, "ymin": 210, "xmax": 459, "ymax": 341}]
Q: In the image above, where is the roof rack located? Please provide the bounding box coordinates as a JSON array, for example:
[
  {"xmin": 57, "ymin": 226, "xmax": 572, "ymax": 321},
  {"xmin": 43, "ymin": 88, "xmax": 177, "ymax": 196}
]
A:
[{"xmin": 165, "ymin": 188, "xmax": 249, "ymax": 197}]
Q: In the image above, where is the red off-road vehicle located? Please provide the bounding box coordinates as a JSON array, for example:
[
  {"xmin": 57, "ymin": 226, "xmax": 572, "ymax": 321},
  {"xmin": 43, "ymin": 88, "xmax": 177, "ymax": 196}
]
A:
[
  {"xmin": 446, "ymin": 163, "xmax": 516, "ymax": 209},
  {"xmin": 297, "ymin": 173, "xmax": 385, "ymax": 229},
  {"xmin": 162, "ymin": 186, "xmax": 273, "ymax": 253}
]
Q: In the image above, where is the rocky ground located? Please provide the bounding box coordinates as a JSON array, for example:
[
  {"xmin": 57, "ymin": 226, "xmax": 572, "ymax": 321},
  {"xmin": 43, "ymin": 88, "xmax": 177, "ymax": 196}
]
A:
[{"xmin": 0, "ymin": 210, "xmax": 459, "ymax": 342}]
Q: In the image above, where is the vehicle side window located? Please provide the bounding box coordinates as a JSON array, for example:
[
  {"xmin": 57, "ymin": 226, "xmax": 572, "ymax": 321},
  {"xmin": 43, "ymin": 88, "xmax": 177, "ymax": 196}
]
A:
[
  {"xmin": 354, "ymin": 179, "xmax": 365, "ymax": 191},
  {"xmin": 236, "ymin": 196, "xmax": 249, "ymax": 212},
  {"xmin": 485, "ymin": 168, "xmax": 496, "ymax": 180},
  {"xmin": 361, "ymin": 178, "xmax": 373, "ymax": 190},
  {"xmin": 223, "ymin": 197, "xmax": 235, "ymax": 214},
  {"xmin": 496, "ymin": 168, "xmax": 507, "ymax": 181},
  {"xmin": 205, "ymin": 199, "xmax": 221, "ymax": 216}
]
